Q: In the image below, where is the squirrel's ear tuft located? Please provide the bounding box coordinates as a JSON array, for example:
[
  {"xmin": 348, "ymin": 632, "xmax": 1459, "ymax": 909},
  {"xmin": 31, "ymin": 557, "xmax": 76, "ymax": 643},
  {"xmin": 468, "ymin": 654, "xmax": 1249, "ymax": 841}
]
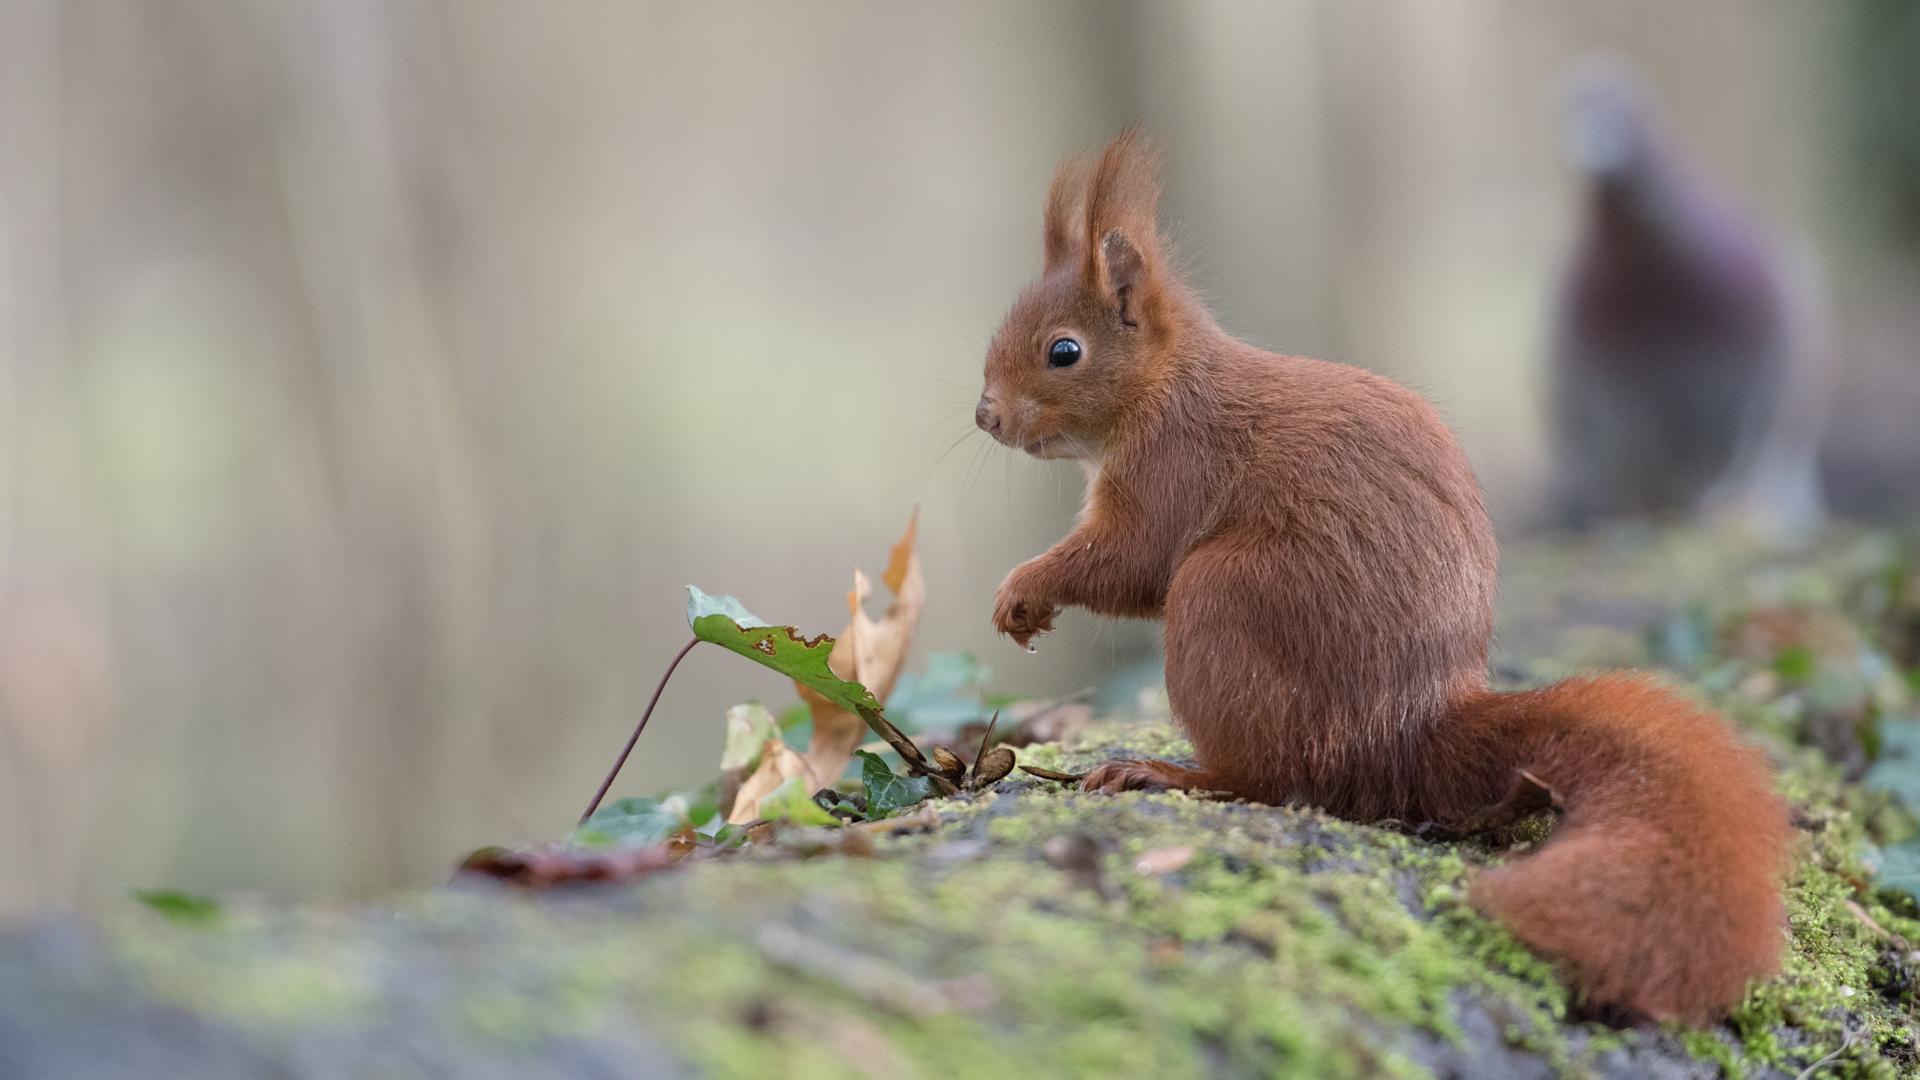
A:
[
  {"xmin": 1083, "ymin": 127, "xmax": 1166, "ymax": 328},
  {"xmin": 1098, "ymin": 229, "xmax": 1150, "ymax": 328},
  {"xmin": 1043, "ymin": 154, "xmax": 1092, "ymax": 270}
]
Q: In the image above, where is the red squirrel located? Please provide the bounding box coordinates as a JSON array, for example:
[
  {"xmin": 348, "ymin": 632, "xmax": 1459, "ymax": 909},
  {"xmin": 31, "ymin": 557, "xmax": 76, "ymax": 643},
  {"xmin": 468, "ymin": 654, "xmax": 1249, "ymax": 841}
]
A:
[{"xmin": 975, "ymin": 130, "xmax": 1792, "ymax": 1024}]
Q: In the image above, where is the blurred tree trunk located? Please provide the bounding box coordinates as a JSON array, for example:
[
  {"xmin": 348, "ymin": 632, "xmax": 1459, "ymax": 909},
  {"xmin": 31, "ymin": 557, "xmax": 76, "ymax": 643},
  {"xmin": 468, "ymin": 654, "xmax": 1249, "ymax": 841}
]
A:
[
  {"xmin": 250, "ymin": 0, "xmax": 501, "ymax": 885},
  {"xmin": 0, "ymin": 0, "xmax": 102, "ymax": 920}
]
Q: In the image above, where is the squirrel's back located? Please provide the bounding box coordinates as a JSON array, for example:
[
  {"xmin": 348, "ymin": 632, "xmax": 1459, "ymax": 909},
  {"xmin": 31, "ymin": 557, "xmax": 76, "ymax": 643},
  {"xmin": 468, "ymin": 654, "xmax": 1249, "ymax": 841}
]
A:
[{"xmin": 1153, "ymin": 345, "xmax": 1500, "ymax": 814}]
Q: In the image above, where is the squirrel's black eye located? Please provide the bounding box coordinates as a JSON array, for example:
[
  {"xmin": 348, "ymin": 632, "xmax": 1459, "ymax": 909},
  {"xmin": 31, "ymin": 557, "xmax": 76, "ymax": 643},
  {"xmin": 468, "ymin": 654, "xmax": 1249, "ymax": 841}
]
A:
[{"xmin": 1047, "ymin": 337, "xmax": 1082, "ymax": 369}]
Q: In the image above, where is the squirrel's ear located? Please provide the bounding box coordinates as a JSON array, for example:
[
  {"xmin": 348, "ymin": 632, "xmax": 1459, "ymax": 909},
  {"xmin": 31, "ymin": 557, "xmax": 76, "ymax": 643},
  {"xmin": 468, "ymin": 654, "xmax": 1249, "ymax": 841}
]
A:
[
  {"xmin": 1097, "ymin": 228, "xmax": 1151, "ymax": 328},
  {"xmin": 1083, "ymin": 127, "xmax": 1166, "ymax": 328},
  {"xmin": 1043, "ymin": 155, "xmax": 1091, "ymax": 270}
]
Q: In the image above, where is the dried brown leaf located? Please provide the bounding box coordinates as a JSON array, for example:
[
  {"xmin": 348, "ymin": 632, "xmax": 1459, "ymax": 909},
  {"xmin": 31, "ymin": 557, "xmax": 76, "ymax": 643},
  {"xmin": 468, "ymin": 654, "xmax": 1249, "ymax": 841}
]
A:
[
  {"xmin": 458, "ymin": 843, "xmax": 676, "ymax": 888},
  {"xmin": 930, "ymin": 746, "xmax": 966, "ymax": 781},
  {"xmin": 716, "ymin": 703, "xmax": 780, "ymax": 820},
  {"xmin": 968, "ymin": 746, "xmax": 1016, "ymax": 790},
  {"xmin": 971, "ymin": 709, "xmax": 1000, "ymax": 774},
  {"xmin": 881, "ymin": 507, "xmax": 919, "ymax": 595},
  {"xmin": 798, "ymin": 510, "xmax": 925, "ymax": 786},
  {"xmin": 727, "ymin": 739, "xmax": 823, "ymax": 825}
]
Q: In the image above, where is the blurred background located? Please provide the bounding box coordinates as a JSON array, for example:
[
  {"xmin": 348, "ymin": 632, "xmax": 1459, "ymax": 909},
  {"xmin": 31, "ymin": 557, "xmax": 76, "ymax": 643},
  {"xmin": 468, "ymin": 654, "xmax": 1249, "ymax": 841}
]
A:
[{"xmin": 0, "ymin": 0, "xmax": 1915, "ymax": 920}]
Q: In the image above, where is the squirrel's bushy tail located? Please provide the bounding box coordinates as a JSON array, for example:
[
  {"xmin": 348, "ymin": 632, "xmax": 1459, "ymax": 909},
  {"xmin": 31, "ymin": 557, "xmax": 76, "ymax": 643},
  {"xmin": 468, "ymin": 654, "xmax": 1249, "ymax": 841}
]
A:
[{"xmin": 1446, "ymin": 674, "xmax": 1793, "ymax": 1023}]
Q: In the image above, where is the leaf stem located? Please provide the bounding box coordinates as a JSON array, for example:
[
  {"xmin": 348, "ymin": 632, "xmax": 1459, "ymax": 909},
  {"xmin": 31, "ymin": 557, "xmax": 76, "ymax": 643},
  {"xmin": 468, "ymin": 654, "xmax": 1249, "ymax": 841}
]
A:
[{"xmin": 579, "ymin": 636, "xmax": 700, "ymax": 826}]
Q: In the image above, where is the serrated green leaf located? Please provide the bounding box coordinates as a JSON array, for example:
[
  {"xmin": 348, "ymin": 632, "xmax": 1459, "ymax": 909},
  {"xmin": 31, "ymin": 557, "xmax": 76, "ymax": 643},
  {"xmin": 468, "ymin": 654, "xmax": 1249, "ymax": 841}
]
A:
[
  {"xmin": 757, "ymin": 775, "xmax": 840, "ymax": 827},
  {"xmin": 571, "ymin": 795, "xmax": 691, "ymax": 849},
  {"xmin": 857, "ymin": 749, "xmax": 933, "ymax": 816},
  {"xmin": 686, "ymin": 586, "xmax": 769, "ymax": 630},
  {"xmin": 720, "ymin": 702, "xmax": 781, "ymax": 772},
  {"xmin": 681, "ymin": 589, "xmax": 944, "ymax": 788},
  {"xmin": 687, "ymin": 601, "xmax": 883, "ymax": 718},
  {"xmin": 133, "ymin": 889, "xmax": 221, "ymax": 924}
]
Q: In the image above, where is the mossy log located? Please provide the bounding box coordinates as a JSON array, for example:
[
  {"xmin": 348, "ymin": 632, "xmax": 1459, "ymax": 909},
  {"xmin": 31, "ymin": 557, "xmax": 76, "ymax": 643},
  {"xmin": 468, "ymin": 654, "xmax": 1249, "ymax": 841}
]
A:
[{"xmin": 4, "ymin": 530, "xmax": 1919, "ymax": 1079}]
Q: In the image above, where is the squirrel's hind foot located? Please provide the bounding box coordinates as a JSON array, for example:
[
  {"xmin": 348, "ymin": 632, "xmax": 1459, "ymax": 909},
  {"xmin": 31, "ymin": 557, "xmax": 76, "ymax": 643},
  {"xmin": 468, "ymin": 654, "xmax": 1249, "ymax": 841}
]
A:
[{"xmin": 1081, "ymin": 758, "xmax": 1208, "ymax": 794}]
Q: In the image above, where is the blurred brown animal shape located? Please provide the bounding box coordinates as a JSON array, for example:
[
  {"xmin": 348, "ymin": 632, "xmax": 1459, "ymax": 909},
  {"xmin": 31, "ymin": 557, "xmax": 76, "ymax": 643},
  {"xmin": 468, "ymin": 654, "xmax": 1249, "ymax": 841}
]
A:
[{"xmin": 1550, "ymin": 59, "xmax": 1829, "ymax": 543}]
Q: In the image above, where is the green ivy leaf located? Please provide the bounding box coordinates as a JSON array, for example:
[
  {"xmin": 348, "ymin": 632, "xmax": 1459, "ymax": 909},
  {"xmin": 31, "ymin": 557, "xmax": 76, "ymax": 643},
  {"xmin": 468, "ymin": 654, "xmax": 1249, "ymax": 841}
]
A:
[
  {"xmin": 684, "ymin": 586, "xmax": 882, "ymax": 718},
  {"xmin": 758, "ymin": 775, "xmax": 840, "ymax": 827},
  {"xmin": 133, "ymin": 889, "xmax": 222, "ymax": 924},
  {"xmin": 571, "ymin": 795, "xmax": 691, "ymax": 849},
  {"xmin": 857, "ymin": 749, "xmax": 933, "ymax": 816}
]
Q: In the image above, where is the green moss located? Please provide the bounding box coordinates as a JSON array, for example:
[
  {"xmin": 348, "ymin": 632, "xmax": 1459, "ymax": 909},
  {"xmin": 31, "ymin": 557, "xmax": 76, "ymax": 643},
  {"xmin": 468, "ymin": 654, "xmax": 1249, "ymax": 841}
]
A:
[
  {"xmin": 1677, "ymin": 1027, "xmax": 1743, "ymax": 1076},
  {"xmin": 573, "ymin": 766, "xmax": 1606, "ymax": 1079},
  {"xmin": 460, "ymin": 987, "xmax": 550, "ymax": 1046},
  {"xmin": 114, "ymin": 907, "xmax": 377, "ymax": 1026}
]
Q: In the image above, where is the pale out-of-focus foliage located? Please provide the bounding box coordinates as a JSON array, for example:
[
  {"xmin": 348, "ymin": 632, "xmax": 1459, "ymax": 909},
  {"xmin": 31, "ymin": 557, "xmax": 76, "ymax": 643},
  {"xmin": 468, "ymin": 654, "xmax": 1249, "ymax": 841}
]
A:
[{"xmin": 0, "ymin": 1, "xmax": 1911, "ymax": 919}]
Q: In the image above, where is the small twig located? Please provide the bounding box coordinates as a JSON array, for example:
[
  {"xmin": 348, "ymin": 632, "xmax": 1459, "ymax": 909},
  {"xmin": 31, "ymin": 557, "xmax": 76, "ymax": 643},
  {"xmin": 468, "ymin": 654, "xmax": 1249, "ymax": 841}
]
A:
[
  {"xmin": 579, "ymin": 637, "xmax": 700, "ymax": 826},
  {"xmin": 1795, "ymin": 1024, "xmax": 1861, "ymax": 1080},
  {"xmin": 852, "ymin": 806, "xmax": 942, "ymax": 835},
  {"xmin": 1844, "ymin": 899, "xmax": 1904, "ymax": 945},
  {"xmin": 1018, "ymin": 764, "xmax": 1087, "ymax": 784}
]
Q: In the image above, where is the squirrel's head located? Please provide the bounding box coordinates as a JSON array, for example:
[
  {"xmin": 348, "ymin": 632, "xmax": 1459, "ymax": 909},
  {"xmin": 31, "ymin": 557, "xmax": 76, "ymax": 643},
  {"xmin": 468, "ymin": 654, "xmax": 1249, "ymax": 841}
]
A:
[{"xmin": 977, "ymin": 129, "xmax": 1181, "ymax": 460}]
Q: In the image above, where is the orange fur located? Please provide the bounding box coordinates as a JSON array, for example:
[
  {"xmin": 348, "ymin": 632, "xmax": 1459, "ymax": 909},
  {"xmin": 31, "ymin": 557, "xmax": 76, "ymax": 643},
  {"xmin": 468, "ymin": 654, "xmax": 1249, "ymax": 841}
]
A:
[{"xmin": 975, "ymin": 131, "xmax": 1792, "ymax": 1024}]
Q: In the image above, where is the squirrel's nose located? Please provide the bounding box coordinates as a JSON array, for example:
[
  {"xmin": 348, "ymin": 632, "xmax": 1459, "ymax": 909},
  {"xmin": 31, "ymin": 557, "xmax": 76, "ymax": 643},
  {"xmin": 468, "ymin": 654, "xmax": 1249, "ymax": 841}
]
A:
[{"xmin": 975, "ymin": 396, "xmax": 1002, "ymax": 437}]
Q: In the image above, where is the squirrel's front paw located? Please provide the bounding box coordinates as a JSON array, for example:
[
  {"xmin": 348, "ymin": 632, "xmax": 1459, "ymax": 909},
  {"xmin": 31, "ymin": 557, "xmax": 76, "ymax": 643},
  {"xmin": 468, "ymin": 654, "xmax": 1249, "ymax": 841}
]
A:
[{"xmin": 992, "ymin": 564, "xmax": 1059, "ymax": 649}]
